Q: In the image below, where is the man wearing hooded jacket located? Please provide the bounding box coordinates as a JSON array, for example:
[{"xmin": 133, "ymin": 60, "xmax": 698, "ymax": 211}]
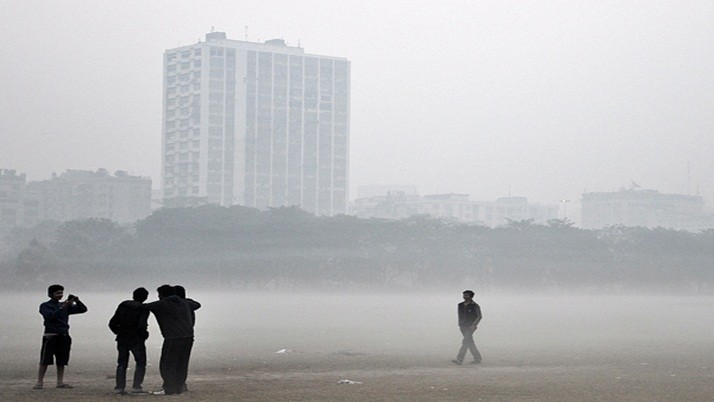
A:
[{"xmin": 134, "ymin": 285, "xmax": 200, "ymax": 395}]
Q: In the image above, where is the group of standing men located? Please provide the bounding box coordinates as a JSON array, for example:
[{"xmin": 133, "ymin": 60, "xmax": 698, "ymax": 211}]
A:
[
  {"xmin": 109, "ymin": 284, "xmax": 200, "ymax": 395},
  {"xmin": 35, "ymin": 283, "xmax": 201, "ymax": 396}
]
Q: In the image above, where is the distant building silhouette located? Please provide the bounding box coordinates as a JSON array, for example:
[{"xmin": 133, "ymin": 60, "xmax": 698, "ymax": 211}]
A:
[
  {"xmin": 581, "ymin": 188, "xmax": 708, "ymax": 230},
  {"xmin": 0, "ymin": 169, "xmax": 151, "ymax": 231},
  {"xmin": 350, "ymin": 192, "xmax": 557, "ymax": 227},
  {"xmin": 162, "ymin": 32, "xmax": 350, "ymax": 216},
  {"xmin": 0, "ymin": 169, "xmax": 28, "ymax": 231}
]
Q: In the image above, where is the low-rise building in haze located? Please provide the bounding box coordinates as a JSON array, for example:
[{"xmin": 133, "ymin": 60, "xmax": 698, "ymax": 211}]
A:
[
  {"xmin": 1, "ymin": 169, "xmax": 152, "ymax": 230},
  {"xmin": 0, "ymin": 169, "xmax": 27, "ymax": 231},
  {"xmin": 351, "ymin": 191, "xmax": 558, "ymax": 227},
  {"xmin": 31, "ymin": 169, "xmax": 152, "ymax": 224},
  {"xmin": 581, "ymin": 188, "xmax": 708, "ymax": 230}
]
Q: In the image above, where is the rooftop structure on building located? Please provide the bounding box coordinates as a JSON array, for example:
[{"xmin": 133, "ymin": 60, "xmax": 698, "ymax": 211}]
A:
[
  {"xmin": 162, "ymin": 31, "xmax": 350, "ymax": 216},
  {"xmin": 357, "ymin": 185, "xmax": 418, "ymax": 200}
]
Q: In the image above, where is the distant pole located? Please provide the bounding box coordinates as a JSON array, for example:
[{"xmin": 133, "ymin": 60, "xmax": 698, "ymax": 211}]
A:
[{"xmin": 560, "ymin": 199, "xmax": 570, "ymax": 220}]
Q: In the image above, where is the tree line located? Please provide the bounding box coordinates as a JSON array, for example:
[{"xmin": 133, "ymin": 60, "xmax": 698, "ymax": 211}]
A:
[{"xmin": 1, "ymin": 205, "xmax": 713, "ymax": 292}]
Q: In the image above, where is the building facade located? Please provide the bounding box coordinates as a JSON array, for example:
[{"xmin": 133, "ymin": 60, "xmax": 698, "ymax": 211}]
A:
[
  {"xmin": 30, "ymin": 169, "xmax": 152, "ymax": 225},
  {"xmin": 351, "ymin": 193, "xmax": 558, "ymax": 227},
  {"xmin": 162, "ymin": 32, "xmax": 350, "ymax": 216},
  {"xmin": 0, "ymin": 170, "xmax": 27, "ymax": 232},
  {"xmin": 2, "ymin": 169, "xmax": 151, "ymax": 231},
  {"xmin": 581, "ymin": 189, "xmax": 707, "ymax": 230}
]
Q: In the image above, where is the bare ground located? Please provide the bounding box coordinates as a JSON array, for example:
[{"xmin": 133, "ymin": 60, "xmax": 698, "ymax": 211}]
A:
[
  {"xmin": 3, "ymin": 292, "xmax": 713, "ymax": 401},
  {"xmin": 2, "ymin": 349, "xmax": 713, "ymax": 401}
]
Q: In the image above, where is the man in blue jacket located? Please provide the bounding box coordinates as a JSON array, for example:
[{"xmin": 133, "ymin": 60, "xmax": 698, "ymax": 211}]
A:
[
  {"xmin": 109, "ymin": 287, "xmax": 150, "ymax": 395},
  {"xmin": 34, "ymin": 284, "xmax": 88, "ymax": 389}
]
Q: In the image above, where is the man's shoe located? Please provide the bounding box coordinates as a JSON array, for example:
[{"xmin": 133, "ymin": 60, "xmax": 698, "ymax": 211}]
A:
[
  {"xmin": 56, "ymin": 384, "xmax": 73, "ymax": 389},
  {"xmin": 32, "ymin": 384, "xmax": 43, "ymax": 390},
  {"xmin": 451, "ymin": 359, "xmax": 463, "ymax": 365},
  {"xmin": 152, "ymin": 390, "xmax": 165, "ymax": 395},
  {"xmin": 114, "ymin": 388, "xmax": 126, "ymax": 395},
  {"xmin": 130, "ymin": 388, "xmax": 149, "ymax": 394},
  {"xmin": 469, "ymin": 360, "xmax": 481, "ymax": 364}
]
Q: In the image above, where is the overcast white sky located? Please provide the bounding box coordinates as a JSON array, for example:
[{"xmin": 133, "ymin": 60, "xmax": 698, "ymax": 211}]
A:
[{"xmin": 1, "ymin": 0, "xmax": 712, "ymax": 213}]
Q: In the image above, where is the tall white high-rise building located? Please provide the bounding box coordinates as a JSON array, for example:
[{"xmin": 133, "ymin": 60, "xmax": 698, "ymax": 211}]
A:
[{"xmin": 162, "ymin": 32, "xmax": 350, "ymax": 215}]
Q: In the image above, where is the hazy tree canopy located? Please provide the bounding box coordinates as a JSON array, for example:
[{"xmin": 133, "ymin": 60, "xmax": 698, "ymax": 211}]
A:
[
  {"xmin": 14, "ymin": 239, "xmax": 56, "ymax": 286},
  {"xmin": 1, "ymin": 207, "xmax": 712, "ymax": 292},
  {"xmin": 52, "ymin": 218, "xmax": 128, "ymax": 258},
  {"xmin": 4, "ymin": 220, "xmax": 61, "ymax": 252}
]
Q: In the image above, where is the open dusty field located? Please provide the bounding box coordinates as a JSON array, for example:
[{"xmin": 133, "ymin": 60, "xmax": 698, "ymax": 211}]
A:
[{"xmin": 1, "ymin": 291, "xmax": 713, "ymax": 401}]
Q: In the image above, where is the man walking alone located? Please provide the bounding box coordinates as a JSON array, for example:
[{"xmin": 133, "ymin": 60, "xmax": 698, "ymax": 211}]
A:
[{"xmin": 452, "ymin": 289, "xmax": 482, "ymax": 365}]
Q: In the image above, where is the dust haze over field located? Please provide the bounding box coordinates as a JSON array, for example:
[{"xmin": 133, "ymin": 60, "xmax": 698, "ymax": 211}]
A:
[{"xmin": 2, "ymin": 290, "xmax": 713, "ymax": 400}]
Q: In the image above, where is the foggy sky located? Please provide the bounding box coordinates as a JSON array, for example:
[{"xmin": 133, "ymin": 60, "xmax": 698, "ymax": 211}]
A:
[{"xmin": 1, "ymin": 0, "xmax": 713, "ymax": 213}]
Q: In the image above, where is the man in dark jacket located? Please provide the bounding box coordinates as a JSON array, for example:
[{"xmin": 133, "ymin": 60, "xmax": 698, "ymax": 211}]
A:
[
  {"xmin": 452, "ymin": 289, "xmax": 482, "ymax": 365},
  {"xmin": 135, "ymin": 285, "xmax": 201, "ymax": 395},
  {"xmin": 109, "ymin": 287, "xmax": 150, "ymax": 395},
  {"xmin": 173, "ymin": 285, "xmax": 195, "ymax": 392},
  {"xmin": 35, "ymin": 284, "xmax": 88, "ymax": 390}
]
